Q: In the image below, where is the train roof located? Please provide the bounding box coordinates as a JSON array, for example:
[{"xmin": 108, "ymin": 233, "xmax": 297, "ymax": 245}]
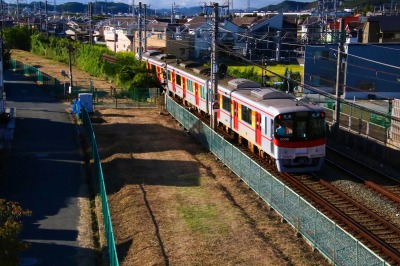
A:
[
  {"xmin": 233, "ymin": 88, "xmax": 324, "ymax": 115},
  {"xmin": 144, "ymin": 54, "xmax": 324, "ymax": 114}
]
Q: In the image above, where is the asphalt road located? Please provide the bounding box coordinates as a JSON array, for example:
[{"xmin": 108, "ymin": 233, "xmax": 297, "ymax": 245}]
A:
[{"xmin": 0, "ymin": 69, "xmax": 93, "ymax": 266}]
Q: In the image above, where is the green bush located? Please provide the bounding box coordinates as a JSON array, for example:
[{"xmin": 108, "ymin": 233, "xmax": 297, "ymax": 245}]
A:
[
  {"xmin": 29, "ymin": 33, "xmax": 160, "ymax": 91},
  {"xmin": 3, "ymin": 26, "xmax": 34, "ymax": 51}
]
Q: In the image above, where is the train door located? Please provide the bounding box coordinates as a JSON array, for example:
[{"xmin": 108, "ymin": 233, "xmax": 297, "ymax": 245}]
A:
[
  {"xmin": 233, "ymin": 101, "xmax": 239, "ymax": 130},
  {"xmin": 195, "ymin": 83, "xmax": 199, "ymax": 105},
  {"xmin": 171, "ymin": 72, "xmax": 176, "ymax": 92},
  {"xmin": 270, "ymin": 118, "xmax": 274, "ymax": 154},
  {"xmin": 156, "ymin": 66, "xmax": 162, "ymax": 82},
  {"xmin": 182, "ymin": 77, "xmax": 187, "ymax": 98},
  {"xmin": 256, "ymin": 112, "xmax": 261, "ymax": 145},
  {"xmin": 217, "ymin": 94, "xmax": 221, "ymax": 119}
]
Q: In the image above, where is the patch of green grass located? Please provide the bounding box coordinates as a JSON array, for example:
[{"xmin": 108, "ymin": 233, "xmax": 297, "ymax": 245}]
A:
[
  {"xmin": 229, "ymin": 64, "xmax": 303, "ymax": 77},
  {"xmin": 179, "ymin": 204, "xmax": 218, "ymax": 233}
]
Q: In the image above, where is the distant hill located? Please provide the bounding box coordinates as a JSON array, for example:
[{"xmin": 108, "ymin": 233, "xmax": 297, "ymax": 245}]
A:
[
  {"xmin": 257, "ymin": 0, "xmax": 394, "ymax": 13},
  {"xmin": 258, "ymin": 1, "xmax": 315, "ymax": 12},
  {"xmin": 16, "ymin": 0, "xmax": 399, "ymax": 16}
]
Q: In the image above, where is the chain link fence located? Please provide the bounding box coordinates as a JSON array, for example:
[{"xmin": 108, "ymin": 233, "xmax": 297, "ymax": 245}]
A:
[{"xmin": 166, "ymin": 96, "xmax": 388, "ymax": 266}]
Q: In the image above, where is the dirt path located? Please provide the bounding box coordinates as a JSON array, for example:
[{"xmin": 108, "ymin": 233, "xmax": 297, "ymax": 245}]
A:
[{"xmin": 11, "ymin": 50, "xmax": 329, "ymax": 265}]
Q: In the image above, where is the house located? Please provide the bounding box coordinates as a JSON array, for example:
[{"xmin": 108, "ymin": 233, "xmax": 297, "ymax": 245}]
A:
[
  {"xmin": 103, "ymin": 25, "xmax": 134, "ymax": 52},
  {"xmin": 246, "ymin": 13, "xmax": 286, "ymax": 60},
  {"xmin": 345, "ymin": 20, "xmax": 364, "ymax": 43},
  {"xmin": 298, "ymin": 16, "xmax": 323, "ymax": 44},
  {"xmin": 99, "ymin": 17, "xmax": 136, "ymax": 52},
  {"xmin": 126, "ymin": 19, "xmax": 190, "ymax": 60},
  {"xmin": 47, "ymin": 18, "xmax": 69, "ymax": 36},
  {"xmin": 65, "ymin": 19, "xmax": 91, "ymax": 41},
  {"xmin": 303, "ymin": 43, "xmax": 400, "ymax": 99},
  {"xmin": 327, "ymin": 16, "xmax": 360, "ymax": 43},
  {"xmin": 362, "ymin": 15, "xmax": 400, "ymax": 43}
]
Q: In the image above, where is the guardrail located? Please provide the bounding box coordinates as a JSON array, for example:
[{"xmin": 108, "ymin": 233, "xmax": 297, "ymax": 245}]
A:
[
  {"xmin": 81, "ymin": 107, "xmax": 119, "ymax": 266},
  {"xmin": 166, "ymin": 96, "xmax": 388, "ymax": 266}
]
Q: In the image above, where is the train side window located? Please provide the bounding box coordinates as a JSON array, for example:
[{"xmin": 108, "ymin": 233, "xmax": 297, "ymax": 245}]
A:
[
  {"xmin": 222, "ymin": 95, "xmax": 231, "ymax": 111},
  {"xmin": 270, "ymin": 119, "xmax": 274, "ymax": 138},
  {"xmin": 241, "ymin": 105, "xmax": 252, "ymax": 124},
  {"xmin": 200, "ymin": 85, "xmax": 206, "ymax": 99},
  {"xmin": 176, "ymin": 74, "xmax": 182, "ymax": 86},
  {"xmin": 187, "ymin": 80, "xmax": 193, "ymax": 92},
  {"xmin": 167, "ymin": 70, "xmax": 171, "ymax": 81},
  {"xmin": 264, "ymin": 117, "xmax": 268, "ymax": 135}
]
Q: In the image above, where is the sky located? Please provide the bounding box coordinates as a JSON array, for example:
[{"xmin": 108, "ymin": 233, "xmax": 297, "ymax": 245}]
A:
[{"xmin": 113, "ymin": 0, "xmax": 277, "ymax": 10}]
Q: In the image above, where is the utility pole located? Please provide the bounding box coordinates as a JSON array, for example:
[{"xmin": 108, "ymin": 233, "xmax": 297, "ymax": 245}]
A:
[
  {"xmin": 144, "ymin": 4, "xmax": 147, "ymax": 53},
  {"xmin": 333, "ymin": 18, "xmax": 345, "ymax": 131},
  {"xmin": 1, "ymin": 0, "xmax": 4, "ymax": 39},
  {"xmin": 88, "ymin": 2, "xmax": 93, "ymax": 45},
  {"xmin": 45, "ymin": 1, "xmax": 48, "ymax": 35},
  {"xmin": 16, "ymin": 0, "xmax": 19, "ymax": 26},
  {"xmin": 261, "ymin": 55, "xmax": 267, "ymax": 86},
  {"xmin": 67, "ymin": 43, "xmax": 74, "ymax": 95},
  {"xmin": 201, "ymin": 2, "xmax": 228, "ymax": 129},
  {"xmin": 0, "ymin": 39, "xmax": 4, "ymax": 111},
  {"xmin": 138, "ymin": 2, "xmax": 143, "ymax": 60},
  {"xmin": 275, "ymin": 31, "xmax": 281, "ymax": 63},
  {"xmin": 39, "ymin": 2, "xmax": 42, "ymax": 32},
  {"xmin": 211, "ymin": 2, "xmax": 219, "ymax": 130},
  {"xmin": 113, "ymin": 15, "xmax": 117, "ymax": 53},
  {"xmin": 171, "ymin": 2, "xmax": 178, "ymax": 24}
]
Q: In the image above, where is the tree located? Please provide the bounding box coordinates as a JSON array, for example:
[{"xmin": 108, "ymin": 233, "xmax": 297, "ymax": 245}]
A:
[
  {"xmin": 2, "ymin": 26, "xmax": 34, "ymax": 51},
  {"xmin": 0, "ymin": 199, "xmax": 31, "ymax": 266}
]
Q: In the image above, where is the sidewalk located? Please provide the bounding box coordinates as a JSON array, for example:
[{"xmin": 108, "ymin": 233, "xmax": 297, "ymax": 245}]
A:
[{"xmin": 0, "ymin": 69, "xmax": 95, "ymax": 266}]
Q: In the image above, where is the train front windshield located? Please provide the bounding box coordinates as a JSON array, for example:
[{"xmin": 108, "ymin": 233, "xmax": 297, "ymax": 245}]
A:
[{"xmin": 275, "ymin": 112, "xmax": 325, "ymax": 141}]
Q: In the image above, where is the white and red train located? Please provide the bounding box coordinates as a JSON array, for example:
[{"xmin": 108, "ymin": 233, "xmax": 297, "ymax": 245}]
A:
[{"xmin": 142, "ymin": 52, "xmax": 326, "ymax": 172}]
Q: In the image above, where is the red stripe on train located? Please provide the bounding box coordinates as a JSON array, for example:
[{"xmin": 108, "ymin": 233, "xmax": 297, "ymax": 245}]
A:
[{"xmin": 273, "ymin": 138, "xmax": 325, "ymax": 148}]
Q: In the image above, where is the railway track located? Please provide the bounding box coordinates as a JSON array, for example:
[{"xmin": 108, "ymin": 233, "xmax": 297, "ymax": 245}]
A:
[
  {"xmin": 174, "ymin": 99, "xmax": 400, "ymax": 264},
  {"xmin": 326, "ymin": 147, "xmax": 400, "ymax": 206},
  {"xmin": 287, "ymin": 171, "xmax": 400, "ymax": 265}
]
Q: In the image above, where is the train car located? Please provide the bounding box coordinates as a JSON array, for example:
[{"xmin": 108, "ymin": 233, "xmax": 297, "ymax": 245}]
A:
[
  {"xmin": 143, "ymin": 52, "xmax": 212, "ymax": 114},
  {"xmin": 218, "ymin": 85, "xmax": 325, "ymax": 172},
  {"xmin": 142, "ymin": 52, "xmax": 326, "ymax": 172}
]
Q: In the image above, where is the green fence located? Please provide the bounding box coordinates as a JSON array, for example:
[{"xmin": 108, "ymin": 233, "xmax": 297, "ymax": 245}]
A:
[
  {"xmin": 10, "ymin": 59, "xmax": 66, "ymax": 97},
  {"xmin": 81, "ymin": 106, "xmax": 119, "ymax": 266},
  {"xmin": 166, "ymin": 96, "xmax": 388, "ymax": 266},
  {"xmin": 10, "ymin": 59, "xmax": 93, "ymax": 99}
]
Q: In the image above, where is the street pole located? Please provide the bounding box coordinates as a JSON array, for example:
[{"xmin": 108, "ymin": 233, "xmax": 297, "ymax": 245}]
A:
[
  {"xmin": 0, "ymin": 39, "xmax": 4, "ymax": 113},
  {"xmin": 333, "ymin": 18, "xmax": 344, "ymax": 130},
  {"xmin": 89, "ymin": 2, "xmax": 93, "ymax": 45},
  {"xmin": 210, "ymin": 2, "xmax": 219, "ymax": 130},
  {"xmin": 113, "ymin": 29, "xmax": 117, "ymax": 52},
  {"xmin": 45, "ymin": 0, "xmax": 48, "ymax": 35},
  {"xmin": 68, "ymin": 43, "xmax": 73, "ymax": 96},
  {"xmin": 138, "ymin": 2, "xmax": 142, "ymax": 61},
  {"xmin": 276, "ymin": 31, "xmax": 281, "ymax": 63},
  {"xmin": 144, "ymin": 4, "xmax": 147, "ymax": 53}
]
